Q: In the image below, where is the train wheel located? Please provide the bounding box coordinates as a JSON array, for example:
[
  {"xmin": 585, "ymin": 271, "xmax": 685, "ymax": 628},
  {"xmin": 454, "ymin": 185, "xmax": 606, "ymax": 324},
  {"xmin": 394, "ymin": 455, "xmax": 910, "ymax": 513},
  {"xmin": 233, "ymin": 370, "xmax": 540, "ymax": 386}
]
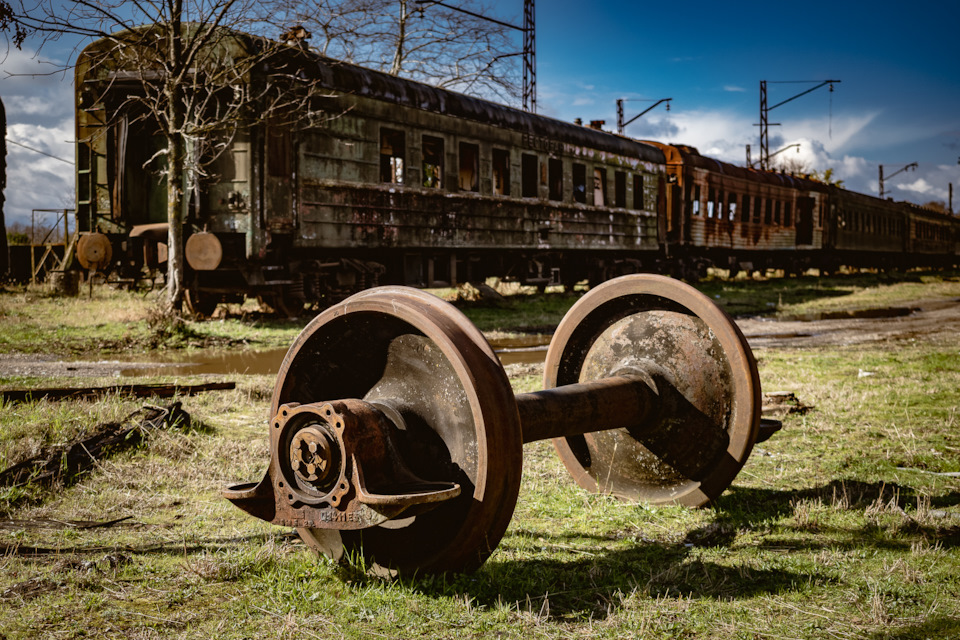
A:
[
  {"xmin": 278, "ymin": 287, "xmax": 524, "ymax": 574},
  {"xmin": 185, "ymin": 289, "xmax": 219, "ymax": 317},
  {"xmin": 545, "ymin": 274, "xmax": 761, "ymax": 507}
]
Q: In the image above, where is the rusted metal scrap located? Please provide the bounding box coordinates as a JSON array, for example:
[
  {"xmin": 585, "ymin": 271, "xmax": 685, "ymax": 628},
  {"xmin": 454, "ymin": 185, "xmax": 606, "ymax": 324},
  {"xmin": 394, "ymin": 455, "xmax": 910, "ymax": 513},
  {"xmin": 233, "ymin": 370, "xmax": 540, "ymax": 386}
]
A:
[
  {"xmin": 0, "ymin": 402, "xmax": 189, "ymax": 495},
  {"xmin": 0, "ymin": 381, "xmax": 235, "ymax": 404},
  {"xmin": 226, "ymin": 275, "xmax": 782, "ymax": 575}
]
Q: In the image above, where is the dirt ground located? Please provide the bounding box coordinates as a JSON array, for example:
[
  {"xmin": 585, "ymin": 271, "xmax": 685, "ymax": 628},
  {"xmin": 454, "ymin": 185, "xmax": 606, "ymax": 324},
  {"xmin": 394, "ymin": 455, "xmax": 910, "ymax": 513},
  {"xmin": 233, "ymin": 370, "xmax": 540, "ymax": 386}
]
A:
[
  {"xmin": 1, "ymin": 297, "xmax": 958, "ymax": 380},
  {"xmin": 737, "ymin": 297, "xmax": 960, "ymax": 349}
]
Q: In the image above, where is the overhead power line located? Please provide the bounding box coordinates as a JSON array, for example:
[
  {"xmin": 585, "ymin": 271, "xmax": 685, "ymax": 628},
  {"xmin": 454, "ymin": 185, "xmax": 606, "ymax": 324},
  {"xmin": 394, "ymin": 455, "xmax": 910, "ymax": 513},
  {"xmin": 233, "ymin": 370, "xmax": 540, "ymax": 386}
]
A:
[{"xmin": 7, "ymin": 138, "xmax": 74, "ymax": 165}]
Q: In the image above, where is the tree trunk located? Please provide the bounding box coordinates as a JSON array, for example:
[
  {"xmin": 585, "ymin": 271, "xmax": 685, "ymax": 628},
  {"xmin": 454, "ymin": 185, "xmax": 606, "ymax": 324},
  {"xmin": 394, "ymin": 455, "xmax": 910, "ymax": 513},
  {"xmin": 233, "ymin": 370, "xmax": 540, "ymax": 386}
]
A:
[
  {"xmin": 389, "ymin": 0, "xmax": 407, "ymax": 76},
  {"xmin": 165, "ymin": 132, "xmax": 186, "ymax": 313},
  {"xmin": 164, "ymin": 1, "xmax": 186, "ymax": 313}
]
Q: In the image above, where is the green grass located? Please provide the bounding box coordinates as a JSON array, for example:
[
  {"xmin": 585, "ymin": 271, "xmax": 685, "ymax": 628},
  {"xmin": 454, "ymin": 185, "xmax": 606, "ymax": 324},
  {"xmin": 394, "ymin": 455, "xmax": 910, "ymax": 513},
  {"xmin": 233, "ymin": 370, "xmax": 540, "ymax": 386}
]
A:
[
  {"xmin": 2, "ymin": 306, "xmax": 959, "ymax": 637},
  {"xmin": 2, "ymin": 271, "xmax": 959, "ymax": 356}
]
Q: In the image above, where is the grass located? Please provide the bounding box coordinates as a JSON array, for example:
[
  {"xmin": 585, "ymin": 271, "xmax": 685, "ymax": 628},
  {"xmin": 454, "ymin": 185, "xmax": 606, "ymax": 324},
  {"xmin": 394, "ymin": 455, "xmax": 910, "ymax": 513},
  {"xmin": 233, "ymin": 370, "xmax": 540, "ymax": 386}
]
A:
[
  {"xmin": 2, "ymin": 270, "xmax": 958, "ymax": 357},
  {"xmin": 1, "ymin": 273, "xmax": 959, "ymax": 638}
]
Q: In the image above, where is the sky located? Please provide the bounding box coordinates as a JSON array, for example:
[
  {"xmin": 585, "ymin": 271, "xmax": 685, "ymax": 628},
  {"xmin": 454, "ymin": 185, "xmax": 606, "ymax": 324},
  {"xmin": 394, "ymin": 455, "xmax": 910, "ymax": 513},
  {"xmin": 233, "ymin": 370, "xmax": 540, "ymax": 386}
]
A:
[{"xmin": 2, "ymin": 0, "xmax": 959, "ymax": 228}]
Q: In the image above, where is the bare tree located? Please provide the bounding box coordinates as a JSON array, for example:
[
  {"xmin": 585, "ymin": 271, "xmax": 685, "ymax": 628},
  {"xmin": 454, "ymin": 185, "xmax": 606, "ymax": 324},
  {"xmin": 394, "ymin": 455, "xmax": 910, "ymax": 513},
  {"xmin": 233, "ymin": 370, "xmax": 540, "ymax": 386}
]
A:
[
  {"xmin": 11, "ymin": 1, "xmax": 324, "ymax": 311},
  {"xmin": 271, "ymin": 0, "xmax": 521, "ymax": 105},
  {"xmin": 8, "ymin": 0, "xmax": 521, "ymax": 310}
]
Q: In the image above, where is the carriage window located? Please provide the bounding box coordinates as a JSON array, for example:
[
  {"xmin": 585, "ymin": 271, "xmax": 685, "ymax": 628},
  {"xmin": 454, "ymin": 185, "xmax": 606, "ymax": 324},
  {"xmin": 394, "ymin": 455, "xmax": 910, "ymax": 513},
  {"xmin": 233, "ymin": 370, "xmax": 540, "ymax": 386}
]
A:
[
  {"xmin": 741, "ymin": 194, "xmax": 751, "ymax": 222},
  {"xmin": 614, "ymin": 171, "xmax": 626, "ymax": 208},
  {"xmin": 522, "ymin": 153, "xmax": 538, "ymax": 197},
  {"xmin": 633, "ymin": 174, "xmax": 644, "ymax": 209},
  {"xmin": 380, "ymin": 128, "xmax": 405, "ymax": 184},
  {"xmin": 549, "ymin": 158, "xmax": 563, "ymax": 201},
  {"xmin": 459, "ymin": 142, "xmax": 479, "ymax": 192},
  {"xmin": 728, "ymin": 193, "xmax": 737, "ymax": 220},
  {"xmin": 784, "ymin": 201, "xmax": 793, "ymax": 227},
  {"xmin": 693, "ymin": 185, "xmax": 701, "ymax": 215},
  {"xmin": 707, "ymin": 187, "xmax": 715, "ymax": 218},
  {"xmin": 492, "ymin": 148, "xmax": 510, "ymax": 195},
  {"xmin": 754, "ymin": 195, "xmax": 762, "ymax": 223},
  {"xmin": 422, "ymin": 136, "xmax": 443, "ymax": 188},
  {"xmin": 573, "ymin": 163, "xmax": 587, "ymax": 203},
  {"xmin": 774, "ymin": 201, "xmax": 781, "ymax": 225},
  {"xmin": 594, "ymin": 168, "xmax": 607, "ymax": 206},
  {"xmin": 717, "ymin": 190, "xmax": 725, "ymax": 220},
  {"xmin": 764, "ymin": 199, "xmax": 773, "ymax": 224}
]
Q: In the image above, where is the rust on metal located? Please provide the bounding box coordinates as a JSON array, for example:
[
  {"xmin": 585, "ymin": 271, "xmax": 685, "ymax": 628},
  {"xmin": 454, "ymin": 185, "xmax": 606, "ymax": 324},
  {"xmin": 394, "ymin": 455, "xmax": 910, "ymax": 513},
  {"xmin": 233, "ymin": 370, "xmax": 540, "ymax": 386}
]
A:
[
  {"xmin": 184, "ymin": 231, "xmax": 223, "ymax": 271},
  {"xmin": 75, "ymin": 232, "xmax": 112, "ymax": 271},
  {"xmin": 546, "ymin": 274, "xmax": 760, "ymax": 507},
  {"xmin": 226, "ymin": 275, "xmax": 768, "ymax": 574}
]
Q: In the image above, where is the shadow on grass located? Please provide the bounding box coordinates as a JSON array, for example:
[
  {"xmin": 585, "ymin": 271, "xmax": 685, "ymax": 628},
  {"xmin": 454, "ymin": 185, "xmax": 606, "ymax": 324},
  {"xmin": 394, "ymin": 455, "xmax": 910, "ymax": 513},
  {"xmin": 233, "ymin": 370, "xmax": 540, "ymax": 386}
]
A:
[
  {"xmin": 715, "ymin": 480, "xmax": 960, "ymax": 523},
  {"xmin": 866, "ymin": 616, "xmax": 960, "ymax": 640}
]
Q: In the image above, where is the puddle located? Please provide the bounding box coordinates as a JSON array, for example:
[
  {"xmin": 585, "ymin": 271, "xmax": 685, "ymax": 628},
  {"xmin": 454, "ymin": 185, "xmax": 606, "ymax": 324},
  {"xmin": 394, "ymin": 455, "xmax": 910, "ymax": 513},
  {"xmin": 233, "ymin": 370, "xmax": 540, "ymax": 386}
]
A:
[
  {"xmin": 114, "ymin": 334, "xmax": 552, "ymax": 378},
  {"xmin": 118, "ymin": 348, "xmax": 289, "ymax": 377},
  {"xmin": 777, "ymin": 307, "xmax": 914, "ymax": 322}
]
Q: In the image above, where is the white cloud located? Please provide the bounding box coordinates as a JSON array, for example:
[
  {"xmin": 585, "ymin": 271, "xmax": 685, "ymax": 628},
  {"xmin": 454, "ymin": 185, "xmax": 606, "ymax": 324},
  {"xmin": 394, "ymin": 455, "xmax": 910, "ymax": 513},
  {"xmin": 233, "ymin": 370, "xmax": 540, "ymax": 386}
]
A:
[
  {"xmin": 723, "ymin": 85, "xmax": 746, "ymax": 93},
  {"xmin": 4, "ymin": 120, "xmax": 76, "ymax": 226},
  {"xmin": 2, "ymin": 46, "xmax": 77, "ymax": 227}
]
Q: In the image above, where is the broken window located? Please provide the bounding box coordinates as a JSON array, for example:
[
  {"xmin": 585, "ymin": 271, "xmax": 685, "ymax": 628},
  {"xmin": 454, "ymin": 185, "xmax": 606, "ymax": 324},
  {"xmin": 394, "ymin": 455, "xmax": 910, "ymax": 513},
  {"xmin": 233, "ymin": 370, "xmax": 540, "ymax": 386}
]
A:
[
  {"xmin": 728, "ymin": 193, "xmax": 737, "ymax": 221},
  {"xmin": 422, "ymin": 135, "xmax": 443, "ymax": 188},
  {"xmin": 380, "ymin": 128, "xmax": 405, "ymax": 184},
  {"xmin": 784, "ymin": 201, "xmax": 792, "ymax": 227},
  {"xmin": 522, "ymin": 153, "xmax": 538, "ymax": 197},
  {"xmin": 693, "ymin": 185, "xmax": 701, "ymax": 215},
  {"xmin": 707, "ymin": 187, "xmax": 715, "ymax": 218},
  {"xmin": 614, "ymin": 171, "xmax": 626, "ymax": 208},
  {"xmin": 573, "ymin": 163, "xmax": 587, "ymax": 203},
  {"xmin": 774, "ymin": 200, "xmax": 781, "ymax": 225},
  {"xmin": 548, "ymin": 157, "xmax": 563, "ymax": 201},
  {"xmin": 754, "ymin": 195, "xmax": 762, "ymax": 223},
  {"xmin": 459, "ymin": 142, "xmax": 479, "ymax": 191},
  {"xmin": 741, "ymin": 193, "xmax": 751, "ymax": 222},
  {"xmin": 492, "ymin": 148, "xmax": 510, "ymax": 195},
  {"xmin": 764, "ymin": 198, "xmax": 773, "ymax": 224},
  {"xmin": 594, "ymin": 168, "xmax": 607, "ymax": 206},
  {"xmin": 633, "ymin": 174, "xmax": 644, "ymax": 209}
]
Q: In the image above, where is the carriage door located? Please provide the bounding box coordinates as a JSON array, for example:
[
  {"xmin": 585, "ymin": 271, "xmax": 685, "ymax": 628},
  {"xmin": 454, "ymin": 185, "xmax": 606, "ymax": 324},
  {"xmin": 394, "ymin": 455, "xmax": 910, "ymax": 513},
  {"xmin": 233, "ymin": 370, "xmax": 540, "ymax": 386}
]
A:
[
  {"xmin": 116, "ymin": 113, "xmax": 168, "ymax": 226},
  {"xmin": 264, "ymin": 121, "xmax": 295, "ymax": 232},
  {"xmin": 796, "ymin": 196, "xmax": 815, "ymax": 245}
]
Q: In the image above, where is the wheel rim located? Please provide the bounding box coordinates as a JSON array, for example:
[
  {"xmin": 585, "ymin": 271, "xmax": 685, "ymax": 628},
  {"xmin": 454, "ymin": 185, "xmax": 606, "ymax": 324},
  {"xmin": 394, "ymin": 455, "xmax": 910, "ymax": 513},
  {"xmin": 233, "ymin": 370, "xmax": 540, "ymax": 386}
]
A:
[
  {"xmin": 275, "ymin": 287, "xmax": 523, "ymax": 573},
  {"xmin": 546, "ymin": 274, "xmax": 760, "ymax": 507}
]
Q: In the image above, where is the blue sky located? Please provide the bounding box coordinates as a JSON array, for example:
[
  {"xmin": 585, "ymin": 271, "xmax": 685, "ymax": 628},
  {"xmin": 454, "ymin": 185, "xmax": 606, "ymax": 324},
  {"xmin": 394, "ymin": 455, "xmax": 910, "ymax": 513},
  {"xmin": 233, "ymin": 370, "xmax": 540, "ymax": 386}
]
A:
[
  {"xmin": 2, "ymin": 0, "xmax": 959, "ymax": 227},
  {"xmin": 525, "ymin": 0, "xmax": 960, "ymax": 204}
]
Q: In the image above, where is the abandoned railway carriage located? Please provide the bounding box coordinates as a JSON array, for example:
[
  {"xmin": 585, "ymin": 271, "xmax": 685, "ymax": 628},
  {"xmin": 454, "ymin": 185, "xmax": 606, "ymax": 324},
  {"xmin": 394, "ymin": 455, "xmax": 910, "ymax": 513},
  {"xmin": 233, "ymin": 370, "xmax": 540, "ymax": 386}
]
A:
[
  {"xmin": 74, "ymin": 28, "xmax": 665, "ymax": 312},
  {"xmin": 73, "ymin": 27, "xmax": 958, "ymax": 310},
  {"xmin": 646, "ymin": 142, "xmax": 830, "ymax": 277}
]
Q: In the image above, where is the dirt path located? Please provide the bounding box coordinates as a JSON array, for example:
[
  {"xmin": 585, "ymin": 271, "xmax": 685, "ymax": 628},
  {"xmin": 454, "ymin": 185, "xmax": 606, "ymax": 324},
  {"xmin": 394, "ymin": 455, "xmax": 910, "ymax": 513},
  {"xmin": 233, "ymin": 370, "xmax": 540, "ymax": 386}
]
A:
[
  {"xmin": 2, "ymin": 298, "xmax": 958, "ymax": 380},
  {"xmin": 738, "ymin": 298, "xmax": 960, "ymax": 349}
]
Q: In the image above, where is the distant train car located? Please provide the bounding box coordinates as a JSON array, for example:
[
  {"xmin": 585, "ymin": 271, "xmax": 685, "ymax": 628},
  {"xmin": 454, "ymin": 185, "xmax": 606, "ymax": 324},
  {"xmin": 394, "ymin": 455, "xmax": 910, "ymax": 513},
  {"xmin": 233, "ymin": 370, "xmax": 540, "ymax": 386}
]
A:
[
  {"xmin": 646, "ymin": 142, "xmax": 829, "ymax": 277},
  {"xmin": 74, "ymin": 27, "xmax": 665, "ymax": 313}
]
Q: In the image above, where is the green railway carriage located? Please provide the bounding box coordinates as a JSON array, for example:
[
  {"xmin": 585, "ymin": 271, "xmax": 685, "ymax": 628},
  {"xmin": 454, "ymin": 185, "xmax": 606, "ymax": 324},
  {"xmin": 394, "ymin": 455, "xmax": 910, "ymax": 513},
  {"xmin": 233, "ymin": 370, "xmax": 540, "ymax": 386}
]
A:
[{"xmin": 74, "ymin": 26, "xmax": 665, "ymax": 312}]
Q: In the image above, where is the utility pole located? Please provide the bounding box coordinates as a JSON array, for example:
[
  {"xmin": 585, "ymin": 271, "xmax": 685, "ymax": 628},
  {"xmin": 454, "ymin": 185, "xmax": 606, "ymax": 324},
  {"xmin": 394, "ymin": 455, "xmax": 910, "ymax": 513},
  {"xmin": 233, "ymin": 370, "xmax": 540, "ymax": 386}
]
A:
[
  {"xmin": 878, "ymin": 162, "xmax": 917, "ymax": 199},
  {"xmin": 416, "ymin": 0, "xmax": 536, "ymax": 112},
  {"xmin": 616, "ymin": 97, "xmax": 672, "ymax": 136},
  {"xmin": 756, "ymin": 79, "xmax": 840, "ymax": 170},
  {"xmin": 522, "ymin": 0, "xmax": 535, "ymax": 113}
]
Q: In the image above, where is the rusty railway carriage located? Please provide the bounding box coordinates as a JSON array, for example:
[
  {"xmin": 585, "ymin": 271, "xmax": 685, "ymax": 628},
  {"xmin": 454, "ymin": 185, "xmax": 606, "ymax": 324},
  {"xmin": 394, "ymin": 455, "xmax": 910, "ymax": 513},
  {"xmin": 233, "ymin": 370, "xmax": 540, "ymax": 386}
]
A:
[
  {"xmin": 73, "ymin": 28, "xmax": 958, "ymax": 312},
  {"xmin": 647, "ymin": 142, "xmax": 830, "ymax": 278},
  {"xmin": 74, "ymin": 31, "xmax": 665, "ymax": 312}
]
